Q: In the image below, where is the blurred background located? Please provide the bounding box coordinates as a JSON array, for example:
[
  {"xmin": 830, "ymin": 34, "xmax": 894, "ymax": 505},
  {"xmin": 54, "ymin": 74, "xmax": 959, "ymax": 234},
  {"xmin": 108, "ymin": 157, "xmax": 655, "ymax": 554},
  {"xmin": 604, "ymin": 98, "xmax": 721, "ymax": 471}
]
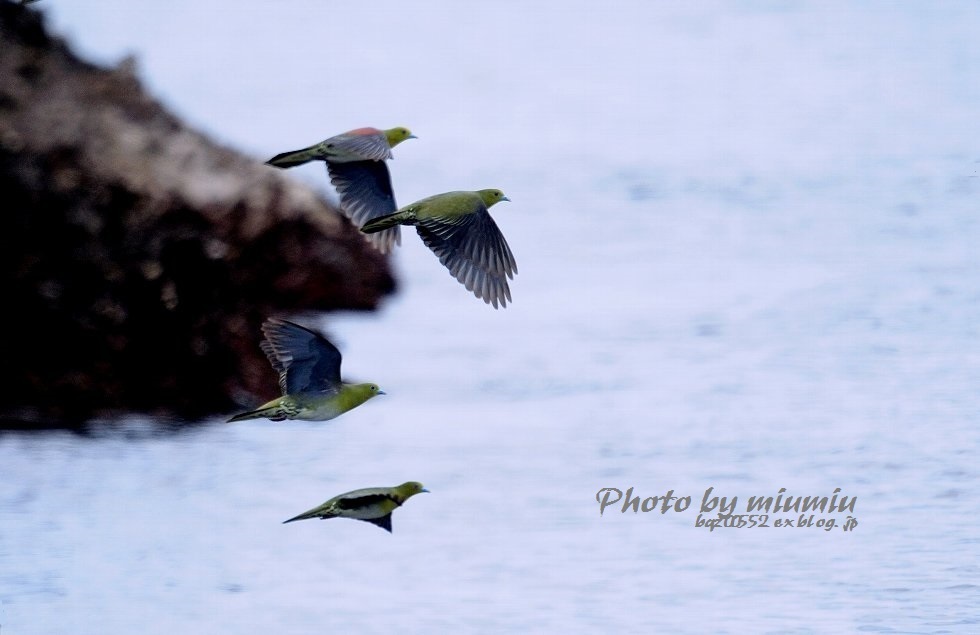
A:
[{"xmin": 1, "ymin": 1, "xmax": 978, "ymax": 632}]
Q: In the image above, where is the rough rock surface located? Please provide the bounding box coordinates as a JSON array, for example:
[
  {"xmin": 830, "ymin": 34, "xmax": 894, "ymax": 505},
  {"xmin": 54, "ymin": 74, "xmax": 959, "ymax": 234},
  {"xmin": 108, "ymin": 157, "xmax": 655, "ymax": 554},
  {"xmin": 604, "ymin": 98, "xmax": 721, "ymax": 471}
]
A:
[{"xmin": 0, "ymin": 2, "xmax": 395, "ymax": 428}]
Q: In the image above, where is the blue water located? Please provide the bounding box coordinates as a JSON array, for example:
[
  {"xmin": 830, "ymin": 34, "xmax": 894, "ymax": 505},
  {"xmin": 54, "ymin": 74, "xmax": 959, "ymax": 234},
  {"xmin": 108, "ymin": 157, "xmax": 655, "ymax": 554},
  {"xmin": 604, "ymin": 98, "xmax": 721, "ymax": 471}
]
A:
[{"xmin": 2, "ymin": 1, "xmax": 979, "ymax": 632}]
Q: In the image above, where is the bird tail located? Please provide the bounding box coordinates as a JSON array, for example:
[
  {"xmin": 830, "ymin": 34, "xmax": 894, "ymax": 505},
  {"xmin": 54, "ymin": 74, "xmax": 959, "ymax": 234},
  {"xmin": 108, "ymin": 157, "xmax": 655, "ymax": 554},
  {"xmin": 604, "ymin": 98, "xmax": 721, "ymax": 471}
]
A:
[
  {"xmin": 266, "ymin": 146, "xmax": 318, "ymax": 169},
  {"xmin": 227, "ymin": 400, "xmax": 288, "ymax": 423},
  {"xmin": 282, "ymin": 511, "xmax": 313, "ymax": 524},
  {"xmin": 361, "ymin": 211, "xmax": 414, "ymax": 234},
  {"xmin": 282, "ymin": 509, "xmax": 332, "ymax": 524}
]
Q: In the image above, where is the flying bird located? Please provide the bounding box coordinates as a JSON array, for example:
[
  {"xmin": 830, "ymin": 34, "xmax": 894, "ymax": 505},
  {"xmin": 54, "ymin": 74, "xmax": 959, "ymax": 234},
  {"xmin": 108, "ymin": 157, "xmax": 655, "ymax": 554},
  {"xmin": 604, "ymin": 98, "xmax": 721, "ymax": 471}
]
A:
[
  {"xmin": 283, "ymin": 481, "xmax": 428, "ymax": 532},
  {"xmin": 266, "ymin": 126, "xmax": 416, "ymax": 254},
  {"xmin": 360, "ymin": 189, "xmax": 517, "ymax": 308},
  {"xmin": 228, "ymin": 318, "xmax": 383, "ymax": 422}
]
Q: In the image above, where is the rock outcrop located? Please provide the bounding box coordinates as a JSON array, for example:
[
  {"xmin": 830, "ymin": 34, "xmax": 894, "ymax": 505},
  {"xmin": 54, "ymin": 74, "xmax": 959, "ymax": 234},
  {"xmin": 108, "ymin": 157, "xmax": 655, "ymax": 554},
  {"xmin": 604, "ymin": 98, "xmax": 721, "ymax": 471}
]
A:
[{"xmin": 0, "ymin": 2, "xmax": 395, "ymax": 428}]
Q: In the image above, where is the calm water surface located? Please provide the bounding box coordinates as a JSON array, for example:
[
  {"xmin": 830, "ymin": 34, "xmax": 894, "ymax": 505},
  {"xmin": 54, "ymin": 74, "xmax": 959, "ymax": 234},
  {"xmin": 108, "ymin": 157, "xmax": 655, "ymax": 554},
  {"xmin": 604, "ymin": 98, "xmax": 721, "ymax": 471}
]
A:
[{"xmin": 2, "ymin": 2, "xmax": 979, "ymax": 632}]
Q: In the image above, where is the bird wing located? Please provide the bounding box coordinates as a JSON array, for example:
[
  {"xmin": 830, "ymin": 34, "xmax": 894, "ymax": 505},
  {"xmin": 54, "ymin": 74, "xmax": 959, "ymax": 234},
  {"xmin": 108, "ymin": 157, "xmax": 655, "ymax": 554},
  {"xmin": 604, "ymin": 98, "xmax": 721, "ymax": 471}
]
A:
[
  {"xmin": 260, "ymin": 319, "xmax": 342, "ymax": 396},
  {"xmin": 259, "ymin": 339, "xmax": 286, "ymax": 385},
  {"xmin": 326, "ymin": 161, "xmax": 402, "ymax": 254},
  {"xmin": 331, "ymin": 131, "xmax": 392, "ymax": 162},
  {"xmin": 335, "ymin": 490, "xmax": 398, "ymax": 533},
  {"xmin": 360, "ymin": 514, "xmax": 393, "ymax": 532},
  {"xmin": 335, "ymin": 491, "xmax": 398, "ymax": 510},
  {"xmin": 415, "ymin": 207, "xmax": 518, "ymax": 308}
]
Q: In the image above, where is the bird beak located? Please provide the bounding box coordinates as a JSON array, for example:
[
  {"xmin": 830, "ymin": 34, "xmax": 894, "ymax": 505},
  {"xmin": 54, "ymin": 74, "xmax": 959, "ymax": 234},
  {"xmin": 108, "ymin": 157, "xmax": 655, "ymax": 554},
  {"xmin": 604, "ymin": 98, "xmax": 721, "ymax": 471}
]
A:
[
  {"xmin": 421, "ymin": 488, "xmax": 430, "ymax": 493},
  {"xmin": 501, "ymin": 196, "xmax": 511, "ymax": 202},
  {"xmin": 408, "ymin": 134, "xmax": 418, "ymax": 139},
  {"xmin": 377, "ymin": 390, "xmax": 386, "ymax": 395}
]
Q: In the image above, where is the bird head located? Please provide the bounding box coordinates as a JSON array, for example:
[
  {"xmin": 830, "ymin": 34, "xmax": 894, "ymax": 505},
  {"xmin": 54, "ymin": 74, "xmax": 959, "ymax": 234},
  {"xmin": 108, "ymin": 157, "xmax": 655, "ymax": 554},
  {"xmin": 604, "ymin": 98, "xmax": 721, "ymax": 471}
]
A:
[
  {"xmin": 477, "ymin": 189, "xmax": 510, "ymax": 208},
  {"xmin": 345, "ymin": 382, "xmax": 385, "ymax": 407},
  {"xmin": 397, "ymin": 481, "xmax": 429, "ymax": 498},
  {"xmin": 385, "ymin": 127, "xmax": 417, "ymax": 148}
]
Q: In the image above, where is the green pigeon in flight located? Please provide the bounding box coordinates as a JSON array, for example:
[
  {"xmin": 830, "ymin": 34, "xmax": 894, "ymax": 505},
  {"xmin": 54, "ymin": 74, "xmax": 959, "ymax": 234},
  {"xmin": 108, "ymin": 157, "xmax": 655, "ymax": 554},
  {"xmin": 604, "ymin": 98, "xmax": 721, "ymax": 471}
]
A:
[
  {"xmin": 283, "ymin": 481, "xmax": 428, "ymax": 533},
  {"xmin": 266, "ymin": 126, "xmax": 416, "ymax": 254},
  {"xmin": 360, "ymin": 189, "xmax": 517, "ymax": 308},
  {"xmin": 228, "ymin": 318, "xmax": 383, "ymax": 423}
]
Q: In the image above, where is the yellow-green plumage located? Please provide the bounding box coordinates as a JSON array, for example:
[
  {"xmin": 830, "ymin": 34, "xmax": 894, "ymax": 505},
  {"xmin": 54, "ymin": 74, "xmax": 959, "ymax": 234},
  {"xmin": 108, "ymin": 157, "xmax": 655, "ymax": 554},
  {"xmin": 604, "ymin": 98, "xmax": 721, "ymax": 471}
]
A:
[
  {"xmin": 283, "ymin": 481, "xmax": 428, "ymax": 533},
  {"xmin": 361, "ymin": 189, "xmax": 518, "ymax": 308},
  {"xmin": 227, "ymin": 318, "xmax": 383, "ymax": 423},
  {"xmin": 265, "ymin": 126, "xmax": 415, "ymax": 254},
  {"xmin": 266, "ymin": 127, "xmax": 414, "ymax": 167}
]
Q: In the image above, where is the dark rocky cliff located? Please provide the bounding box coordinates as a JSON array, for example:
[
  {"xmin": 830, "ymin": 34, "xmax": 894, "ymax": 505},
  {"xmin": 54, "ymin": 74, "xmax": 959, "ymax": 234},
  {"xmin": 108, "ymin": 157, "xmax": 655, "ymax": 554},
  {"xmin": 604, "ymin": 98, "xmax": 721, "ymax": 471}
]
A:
[{"xmin": 0, "ymin": 2, "xmax": 395, "ymax": 428}]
